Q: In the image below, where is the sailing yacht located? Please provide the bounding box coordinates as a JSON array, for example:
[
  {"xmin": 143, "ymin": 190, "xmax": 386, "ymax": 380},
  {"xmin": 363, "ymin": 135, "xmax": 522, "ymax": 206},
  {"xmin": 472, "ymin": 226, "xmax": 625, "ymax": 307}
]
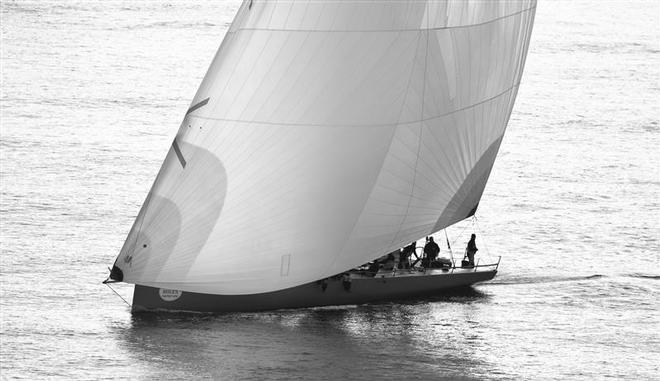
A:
[{"xmin": 106, "ymin": 0, "xmax": 537, "ymax": 313}]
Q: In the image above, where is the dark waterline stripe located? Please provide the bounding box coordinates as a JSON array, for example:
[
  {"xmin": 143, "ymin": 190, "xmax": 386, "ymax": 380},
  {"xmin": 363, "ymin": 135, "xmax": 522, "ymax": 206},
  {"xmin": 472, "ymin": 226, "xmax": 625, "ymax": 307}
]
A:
[
  {"xmin": 186, "ymin": 97, "xmax": 210, "ymax": 115},
  {"xmin": 172, "ymin": 140, "xmax": 186, "ymax": 168}
]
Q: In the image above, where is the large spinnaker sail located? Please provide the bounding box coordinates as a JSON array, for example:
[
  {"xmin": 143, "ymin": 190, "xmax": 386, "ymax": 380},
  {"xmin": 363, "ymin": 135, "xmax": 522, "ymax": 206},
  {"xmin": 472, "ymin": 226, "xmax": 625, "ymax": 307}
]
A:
[{"xmin": 113, "ymin": 0, "xmax": 536, "ymax": 295}]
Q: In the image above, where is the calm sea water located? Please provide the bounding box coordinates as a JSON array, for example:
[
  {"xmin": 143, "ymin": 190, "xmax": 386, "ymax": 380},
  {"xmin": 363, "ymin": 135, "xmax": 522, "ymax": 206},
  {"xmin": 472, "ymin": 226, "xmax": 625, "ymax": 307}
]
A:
[{"xmin": 1, "ymin": 1, "xmax": 658, "ymax": 380}]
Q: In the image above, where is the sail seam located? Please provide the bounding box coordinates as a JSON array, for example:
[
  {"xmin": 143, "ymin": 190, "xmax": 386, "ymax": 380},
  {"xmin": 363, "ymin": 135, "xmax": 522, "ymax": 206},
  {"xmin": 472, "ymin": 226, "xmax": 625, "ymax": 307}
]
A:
[
  {"xmin": 231, "ymin": 6, "xmax": 536, "ymax": 34},
  {"xmin": 189, "ymin": 84, "xmax": 519, "ymax": 128}
]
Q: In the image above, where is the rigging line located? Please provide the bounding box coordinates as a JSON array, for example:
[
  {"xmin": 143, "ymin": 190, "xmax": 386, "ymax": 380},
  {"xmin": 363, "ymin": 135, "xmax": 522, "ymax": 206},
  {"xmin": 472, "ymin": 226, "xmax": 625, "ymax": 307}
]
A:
[
  {"xmin": 444, "ymin": 229, "xmax": 453, "ymax": 254},
  {"xmin": 473, "ymin": 215, "xmax": 491, "ymax": 257},
  {"xmin": 444, "ymin": 228, "xmax": 455, "ymax": 265},
  {"xmin": 104, "ymin": 282, "xmax": 131, "ymax": 308},
  {"xmin": 449, "ymin": 216, "xmax": 475, "ymax": 248}
]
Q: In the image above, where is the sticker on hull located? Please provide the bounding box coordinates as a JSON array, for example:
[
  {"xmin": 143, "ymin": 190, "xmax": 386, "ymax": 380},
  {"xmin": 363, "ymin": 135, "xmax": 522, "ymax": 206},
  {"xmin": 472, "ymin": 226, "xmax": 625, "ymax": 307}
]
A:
[{"xmin": 159, "ymin": 289, "xmax": 182, "ymax": 302}]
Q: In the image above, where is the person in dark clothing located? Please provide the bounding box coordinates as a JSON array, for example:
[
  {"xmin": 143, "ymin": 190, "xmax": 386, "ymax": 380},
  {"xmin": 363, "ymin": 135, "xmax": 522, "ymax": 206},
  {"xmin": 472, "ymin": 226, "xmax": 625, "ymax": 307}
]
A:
[
  {"xmin": 382, "ymin": 252, "xmax": 397, "ymax": 270},
  {"xmin": 367, "ymin": 261, "xmax": 380, "ymax": 277},
  {"xmin": 466, "ymin": 234, "xmax": 478, "ymax": 266},
  {"xmin": 423, "ymin": 237, "xmax": 440, "ymax": 267},
  {"xmin": 398, "ymin": 241, "xmax": 415, "ymax": 269},
  {"xmin": 342, "ymin": 273, "xmax": 352, "ymax": 291},
  {"xmin": 317, "ymin": 278, "xmax": 328, "ymax": 292}
]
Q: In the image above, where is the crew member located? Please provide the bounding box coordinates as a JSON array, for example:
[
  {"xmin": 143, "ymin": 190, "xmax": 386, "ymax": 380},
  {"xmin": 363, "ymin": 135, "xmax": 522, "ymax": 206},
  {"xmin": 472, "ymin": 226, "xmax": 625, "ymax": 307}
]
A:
[
  {"xmin": 367, "ymin": 261, "xmax": 380, "ymax": 277},
  {"xmin": 423, "ymin": 237, "xmax": 440, "ymax": 267},
  {"xmin": 382, "ymin": 251, "xmax": 397, "ymax": 270},
  {"xmin": 466, "ymin": 234, "xmax": 478, "ymax": 266},
  {"xmin": 399, "ymin": 242, "xmax": 415, "ymax": 269}
]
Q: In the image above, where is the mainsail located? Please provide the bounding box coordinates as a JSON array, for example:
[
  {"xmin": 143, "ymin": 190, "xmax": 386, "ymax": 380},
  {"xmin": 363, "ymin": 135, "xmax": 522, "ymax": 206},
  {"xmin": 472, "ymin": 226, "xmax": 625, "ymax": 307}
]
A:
[{"xmin": 112, "ymin": 0, "xmax": 536, "ymax": 295}]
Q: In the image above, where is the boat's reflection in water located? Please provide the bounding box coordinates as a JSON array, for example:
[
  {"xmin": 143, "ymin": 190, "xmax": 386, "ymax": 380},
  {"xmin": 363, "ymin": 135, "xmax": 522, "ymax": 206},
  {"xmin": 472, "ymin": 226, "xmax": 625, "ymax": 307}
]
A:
[{"xmin": 117, "ymin": 287, "xmax": 499, "ymax": 380}]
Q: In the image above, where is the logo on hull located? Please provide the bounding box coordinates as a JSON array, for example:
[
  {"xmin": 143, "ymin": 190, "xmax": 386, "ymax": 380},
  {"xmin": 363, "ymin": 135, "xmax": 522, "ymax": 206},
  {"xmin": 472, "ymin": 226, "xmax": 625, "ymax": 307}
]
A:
[{"xmin": 159, "ymin": 288, "xmax": 182, "ymax": 302}]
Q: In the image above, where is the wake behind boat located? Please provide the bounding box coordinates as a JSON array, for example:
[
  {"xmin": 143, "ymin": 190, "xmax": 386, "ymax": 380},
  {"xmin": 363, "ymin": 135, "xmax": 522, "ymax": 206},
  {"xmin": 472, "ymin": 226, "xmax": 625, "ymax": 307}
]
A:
[{"xmin": 105, "ymin": 0, "xmax": 536, "ymax": 313}]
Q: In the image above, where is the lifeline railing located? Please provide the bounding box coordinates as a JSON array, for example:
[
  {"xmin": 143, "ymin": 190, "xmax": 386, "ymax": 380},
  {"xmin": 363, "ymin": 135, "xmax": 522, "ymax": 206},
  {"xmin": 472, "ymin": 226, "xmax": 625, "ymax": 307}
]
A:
[
  {"xmin": 415, "ymin": 242, "xmax": 501, "ymax": 273},
  {"xmin": 387, "ymin": 255, "xmax": 501, "ymax": 277},
  {"xmin": 446, "ymin": 255, "xmax": 502, "ymax": 274}
]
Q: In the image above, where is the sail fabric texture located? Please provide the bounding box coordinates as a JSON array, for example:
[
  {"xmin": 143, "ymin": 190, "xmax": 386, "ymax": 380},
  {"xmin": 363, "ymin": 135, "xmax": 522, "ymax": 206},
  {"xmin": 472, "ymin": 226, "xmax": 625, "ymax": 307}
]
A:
[{"xmin": 115, "ymin": 0, "xmax": 536, "ymax": 295}]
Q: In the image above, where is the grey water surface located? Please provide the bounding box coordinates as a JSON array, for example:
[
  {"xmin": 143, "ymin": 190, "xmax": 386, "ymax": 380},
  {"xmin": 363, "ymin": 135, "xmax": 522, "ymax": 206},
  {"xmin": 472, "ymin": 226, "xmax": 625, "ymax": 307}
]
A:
[{"xmin": 1, "ymin": 1, "xmax": 658, "ymax": 380}]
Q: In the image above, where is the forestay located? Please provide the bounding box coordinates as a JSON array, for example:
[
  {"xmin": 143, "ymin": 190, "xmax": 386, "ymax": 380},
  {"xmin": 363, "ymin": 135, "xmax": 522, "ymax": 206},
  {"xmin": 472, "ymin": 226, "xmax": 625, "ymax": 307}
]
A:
[{"xmin": 113, "ymin": 0, "xmax": 537, "ymax": 295}]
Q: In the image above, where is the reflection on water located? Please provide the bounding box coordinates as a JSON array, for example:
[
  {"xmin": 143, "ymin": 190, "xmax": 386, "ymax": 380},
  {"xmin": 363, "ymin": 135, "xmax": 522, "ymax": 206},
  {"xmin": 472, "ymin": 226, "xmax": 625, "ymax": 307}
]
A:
[{"xmin": 115, "ymin": 289, "xmax": 493, "ymax": 380}]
